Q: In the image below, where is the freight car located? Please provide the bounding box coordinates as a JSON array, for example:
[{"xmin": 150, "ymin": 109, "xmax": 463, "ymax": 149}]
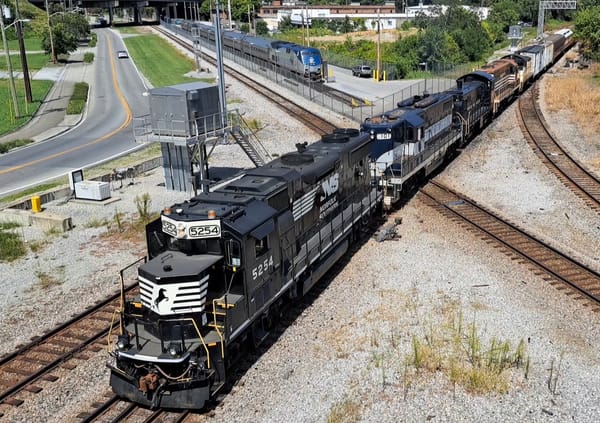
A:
[
  {"xmin": 362, "ymin": 28, "xmax": 573, "ymax": 207},
  {"xmin": 108, "ymin": 129, "xmax": 381, "ymax": 409},
  {"xmin": 177, "ymin": 20, "xmax": 323, "ymax": 80}
]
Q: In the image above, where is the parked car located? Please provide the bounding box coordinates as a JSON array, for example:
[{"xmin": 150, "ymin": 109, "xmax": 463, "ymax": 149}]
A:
[
  {"xmin": 117, "ymin": 50, "xmax": 129, "ymax": 59},
  {"xmin": 352, "ymin": 65, "xmax": 372, "ymax": 77}
]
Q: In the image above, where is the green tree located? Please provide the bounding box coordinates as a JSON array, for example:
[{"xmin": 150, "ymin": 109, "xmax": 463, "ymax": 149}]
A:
[
  {"xmin": 278, "ymin": 16, "xmax": 294, "ymax": 31},
  {"xmin": 488, "ymin": 0, "xmax": 520, "ymax": 33},
  {"xmin": 574, "ymin": 5, "xmax": 600, "ymax": 60},
  {"xmin": 255, "ymin": 20, "xmax": 269, "ymax": 36},
  {"xmin": 41, "ymin": 12, "xmax": 90, "ymax": 62},
  {"xmin": 418, "ymin": 28, "xmax": 463, "ymax": 67}
]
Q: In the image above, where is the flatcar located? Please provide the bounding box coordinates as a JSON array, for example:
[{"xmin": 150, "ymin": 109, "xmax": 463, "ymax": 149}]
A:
[{"xmin": 108, "ymin": 129, "xmax": 381, "ymax": 409}]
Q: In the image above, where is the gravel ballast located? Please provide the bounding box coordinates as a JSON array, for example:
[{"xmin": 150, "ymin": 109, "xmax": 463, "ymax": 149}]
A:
[{"xmin": 1, "ymin": 50, "xmax": 599, "ymax": 422}]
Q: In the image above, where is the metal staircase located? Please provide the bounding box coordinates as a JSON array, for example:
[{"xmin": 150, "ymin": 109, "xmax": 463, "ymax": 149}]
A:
[{"xmin": 228, "ymin": 111, "xmax": 272, "ymax": 167}]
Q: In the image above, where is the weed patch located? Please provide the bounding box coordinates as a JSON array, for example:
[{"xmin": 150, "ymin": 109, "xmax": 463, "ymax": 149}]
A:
[
  {"xmin": 0, "ymin": 223, "xmax": 26, "ymax": 262},
  {"xmin": 33, "ymin": 267, "xmax": 65, "ymax": 289},
  {"xmin": 545, "ymin": 65, "xmax": 600, "ymax": 136},
  {"xmin": 83, "ymin": 52, "xmax": 95, "ymax": 63},
  {"xmin": 404, "ymin": 305, "xmax": 529, "ymax": 395},
  {"xmin": 0, "ymin": 138, "xmax": 34, "ymax": 154},
  {"xmin": 327, "ymin": 398, "xmax": 362, "ymax": 423}
]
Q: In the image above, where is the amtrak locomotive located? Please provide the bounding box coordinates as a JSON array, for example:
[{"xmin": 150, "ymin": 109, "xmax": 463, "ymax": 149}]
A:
[{"xmin": 179, "ymin": 20, "xmax": 323, "ymax": 80}]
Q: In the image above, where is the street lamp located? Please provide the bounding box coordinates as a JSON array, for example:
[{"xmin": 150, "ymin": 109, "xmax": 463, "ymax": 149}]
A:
[{"xmin": 0, "ymin": 14, "xmax": 26, "ymax": 118}]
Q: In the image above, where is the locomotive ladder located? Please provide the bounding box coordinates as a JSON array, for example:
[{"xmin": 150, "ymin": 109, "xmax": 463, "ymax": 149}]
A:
[{"xmin": 228, "ymin": 110, "xmax": 272, "ymax": 167}]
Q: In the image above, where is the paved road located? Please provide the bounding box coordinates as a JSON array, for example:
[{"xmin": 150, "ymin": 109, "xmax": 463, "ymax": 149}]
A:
[{"xmin": 0, "ymin": 28, "xmax": 149, "ymax": 197}]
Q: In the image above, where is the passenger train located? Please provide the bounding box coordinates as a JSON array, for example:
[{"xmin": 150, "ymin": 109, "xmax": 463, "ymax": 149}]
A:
[
  {"xmin": 178, "ymin": 20, "xmax": 323, "ymax": 80},
  {"xmin": 107, "ymin": 28, "xmax": 574, "ymax": 409}
]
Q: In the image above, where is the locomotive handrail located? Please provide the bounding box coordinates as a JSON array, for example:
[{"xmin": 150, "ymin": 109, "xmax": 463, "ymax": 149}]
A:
[
  {"xmin": 107, "ymin": 308, "xmax": 123, "ymax": 353},
  {"xmin": 211, "ymin": 298, "xmax": 226, "ymax": 358}
]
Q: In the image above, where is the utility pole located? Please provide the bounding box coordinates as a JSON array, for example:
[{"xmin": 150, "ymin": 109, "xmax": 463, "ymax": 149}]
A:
[
  {"xmin": 247, "ymin": 4, "xmax": 251, "ymax": 34},
  {"xmin": 0, "ymin": 7, "xmax": 20, "ymax": 118},
  {"xmin": 301, "ymin": 7, "xmax": 305, "ymax": 45},
  {"xmin": 14, "ymin": 0, "xmax": 32, "ymax": 103},
  {"xmin": 376, "ymin": 8, "xmax": 381, "ymax": 81},
  {"xmin": 227, "ymin": 0, "xmax": 232, "ymax": 29},
  {"xmin": 45, "ymin": 0, "xmax": 56, "ymax": 64},
  {"xmin": 305, "ymin": 3, "xmax": 309, "ymax": 46},
  {"xmin": 214, "ymin": 0, "xmax": 227, "ymax": 129}
]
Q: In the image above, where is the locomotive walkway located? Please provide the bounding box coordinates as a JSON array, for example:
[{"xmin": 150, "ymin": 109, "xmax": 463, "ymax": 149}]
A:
[{"xmin": 0, "ymin": 47, "xmax": 95, "ymax": 145}]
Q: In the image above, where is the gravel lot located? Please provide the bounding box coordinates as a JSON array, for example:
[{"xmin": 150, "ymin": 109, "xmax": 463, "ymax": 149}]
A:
[{"xmin": 1, "ymin": 45, "xmax": 600, "ymax": 422}]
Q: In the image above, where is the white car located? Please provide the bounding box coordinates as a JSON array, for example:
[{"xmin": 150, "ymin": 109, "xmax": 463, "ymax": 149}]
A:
[{"xmin": 117, "ymin": 50, "xmax": 129, "ymax": 59}]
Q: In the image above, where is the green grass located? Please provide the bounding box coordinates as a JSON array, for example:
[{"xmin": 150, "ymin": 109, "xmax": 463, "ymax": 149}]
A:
[
  {"xmin": 6, "ymin": 36, "xmax": 45, "ymax": 53},
  {"xmin": 0, "ymin": 181, "xmax": 65, "ymax": 207},
  {"xmin": 0, "ymin": 223, "xmax": 27, "ymax": 262},
  {"xmin": 124, "ymin": 34, "xmax": 198, "ymax": 87},
  {"xmin": 117, "ymin": 27, "xmax": 141, "ymax": 35},
  {"xmin": 0, "ymin": 53, "xmax": 50, "ymax": 71},
  {"xmin": 66, "ymin": 82, "xmax": 89, "ymax": 114},
  {"xmin": 0, "ymin": 79, "xmax": 53, "ymax": 136}
]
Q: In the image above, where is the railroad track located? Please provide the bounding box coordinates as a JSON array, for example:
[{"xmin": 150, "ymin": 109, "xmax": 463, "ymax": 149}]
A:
[
  {"xmin": 153, "ymin": 26, "xmax": 337, "ymax": 135},
  {"xmin": 0, "ymin": 279, "xmax": 139, "ymax": 416},
  {"xmin": 419, "ymin": 180, "xmax": 600, "ymax": 311},
  {"xmin": 77, "ymin": 393, "xmax": 188, "ymax": 422},
  {"xmin": 517, "ymin": 83, "xmax": 600, "ymax": 213}
]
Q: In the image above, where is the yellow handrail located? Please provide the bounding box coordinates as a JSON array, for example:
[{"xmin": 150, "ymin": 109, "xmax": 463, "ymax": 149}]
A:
[{"xmin": 211, "ymin": 298, "xmax": 226, "ymax": 359}]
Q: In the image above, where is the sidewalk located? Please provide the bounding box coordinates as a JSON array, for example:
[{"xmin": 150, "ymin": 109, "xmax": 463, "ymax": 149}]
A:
[{"xmin": 0, "ymin": 47, "xmax": 96, "ymax": 144}]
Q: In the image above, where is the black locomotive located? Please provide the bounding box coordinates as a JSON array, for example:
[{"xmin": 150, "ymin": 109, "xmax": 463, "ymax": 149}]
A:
[
  {"xmin": 108, "ymin": 129, "xmax": 381, "ymax": 409},
  {"xmin": 361, "ymin": 28, "xmax": 574, "ymax": 207},
  {"xmin": 108, "ymin": 27, "xmax": 575, "ymax": 409}
]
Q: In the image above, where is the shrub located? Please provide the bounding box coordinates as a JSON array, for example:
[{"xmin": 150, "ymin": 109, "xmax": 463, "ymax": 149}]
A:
[
  {"xmin": 89, "ymin": 33, "xmax": 98, "ymax": 47},
  {"xmin": 0, "ymin": 139, "xmax": 34, "ymax": 154},
  {"xmin": 83, "ymin": 52, "xmax": 94, "ymax": 63}
]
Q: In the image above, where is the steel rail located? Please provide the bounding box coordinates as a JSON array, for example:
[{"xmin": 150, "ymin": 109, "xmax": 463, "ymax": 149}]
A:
[{"xmin": 419, "ymin": 180, "xmax": 600, "ymax": 309}]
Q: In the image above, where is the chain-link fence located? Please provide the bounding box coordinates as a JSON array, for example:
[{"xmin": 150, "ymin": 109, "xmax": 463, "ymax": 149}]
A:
[{"xmin": 162, "ymin": 20, "xmax": 463, "ymax": 124}]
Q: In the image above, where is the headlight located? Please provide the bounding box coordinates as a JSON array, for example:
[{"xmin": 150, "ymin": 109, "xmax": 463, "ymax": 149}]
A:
[
  {"xmin": 117, "ymin": 334, "xmax": 130, "ymax": 349},
  {"xmin": 168, "ymin": 342, "xmax": 181, "ymax": 357}
]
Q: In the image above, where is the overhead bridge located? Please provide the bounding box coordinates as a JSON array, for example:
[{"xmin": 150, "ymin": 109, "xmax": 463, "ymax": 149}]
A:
[{"xmin": 28, "ymin": 0, "xmax": 189, "ymax": 26}]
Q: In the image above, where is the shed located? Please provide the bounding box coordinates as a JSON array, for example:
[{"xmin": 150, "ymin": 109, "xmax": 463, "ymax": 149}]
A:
[{"xmin": 149, "ymin": 82, "xmax": 221, "ymax": 137}]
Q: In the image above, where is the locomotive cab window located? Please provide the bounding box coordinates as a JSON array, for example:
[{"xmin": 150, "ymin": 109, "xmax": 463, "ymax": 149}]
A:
[{"xmin": 226, "ymin": 239, "xmax": 242, "ymax": 267}]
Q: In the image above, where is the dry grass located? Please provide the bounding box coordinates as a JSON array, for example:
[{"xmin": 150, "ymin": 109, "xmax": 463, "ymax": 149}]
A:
[
  {"xmin": 405, "ymin": 304, "xmax": 529, "ymax": 394},
  {"xmin": 327, "ymin": 398, "xmax": 362, "ymax": 423},
  {"xmin": 544, "ymin": 64, "xmax": 600, "ymax": 137},
  {"xmin": 33, "ymin": 266, "xmax": 65, "ymax": 289}
]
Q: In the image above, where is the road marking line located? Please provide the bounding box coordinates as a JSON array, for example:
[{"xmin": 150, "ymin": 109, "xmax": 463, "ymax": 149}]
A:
[{"xmin": 0, "ymin": 34, "xmax": 133, "ymax": 176}]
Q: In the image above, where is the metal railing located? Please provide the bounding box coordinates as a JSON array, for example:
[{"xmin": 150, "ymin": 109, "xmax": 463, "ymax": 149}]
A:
[{"xmin": 160, "ymin": 20, "xmax": 459, "ymax": 124}]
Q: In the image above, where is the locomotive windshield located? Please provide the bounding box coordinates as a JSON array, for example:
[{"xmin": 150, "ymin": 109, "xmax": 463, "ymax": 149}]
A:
[
  {"xmin": 302, "ymin": 50, "xmax": 321, "ymax": 65},
  {"xmin": 166, "ymin": 237, "xmax": 222, "ymax": 255}
]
